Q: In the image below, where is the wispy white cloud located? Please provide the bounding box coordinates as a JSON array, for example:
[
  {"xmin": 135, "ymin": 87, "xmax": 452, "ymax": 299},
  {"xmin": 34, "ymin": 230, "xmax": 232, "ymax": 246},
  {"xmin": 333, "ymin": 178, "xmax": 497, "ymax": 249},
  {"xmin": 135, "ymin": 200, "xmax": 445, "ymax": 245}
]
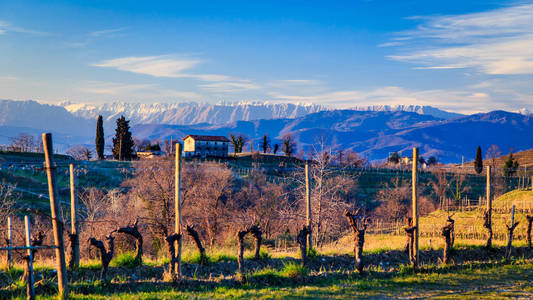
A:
[
  {"xmin": 0, "ymin": 20, "xmax": 47, "ymax": 36},
  {"xmin": 93, "ymin": 56, "xmax": 201, "ymax": 77},
  {"xmin": 199, "ymin": 81, "xmax": 260, "ymax": 93},
  {"xmin": 92, "ymin": 55, "xmax": 235, "ymax": 82},
  {"xmin": 89, "ymin": 27, "xmax": 126, "ymax": 37},
  {"xmin": 268, "ymin": 79, "xmax": 323, "ymax": 88},
  {"xmin": 387, "ymin": 3, "xmax": 533, "ymax": 75},
  {"xmin": 78, "ymin": 81, "xmax": 200, "ymax": 99},
  {"xmin": 67, "ymin": 27, "xmax": 127, "ymax": 47},
  {"xmin": 0, "ymin": 75, "xmax": 19, "ymax": 81}
]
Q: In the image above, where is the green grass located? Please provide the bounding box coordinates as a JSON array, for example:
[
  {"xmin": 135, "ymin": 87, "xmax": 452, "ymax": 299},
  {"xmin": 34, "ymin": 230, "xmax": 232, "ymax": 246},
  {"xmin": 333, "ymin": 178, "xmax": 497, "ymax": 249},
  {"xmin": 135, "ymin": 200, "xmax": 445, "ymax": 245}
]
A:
[
  {"xmin": 110, "ymin": 252, "xmax": 140, "ymax": 268},
  {"xmin": 280, "ymin": 261, "xmax": 309, "ymax": 279},
  {"xmin": 244, "ymin": 250, "xmax": 271, "ymax": 261},
  {"xmin": 11, "ymin": 258, "xmax": 528, "ymax": 299},
  {"xmin": 2, "ymin": 246, "xmax": 532, "ymax": 299}
]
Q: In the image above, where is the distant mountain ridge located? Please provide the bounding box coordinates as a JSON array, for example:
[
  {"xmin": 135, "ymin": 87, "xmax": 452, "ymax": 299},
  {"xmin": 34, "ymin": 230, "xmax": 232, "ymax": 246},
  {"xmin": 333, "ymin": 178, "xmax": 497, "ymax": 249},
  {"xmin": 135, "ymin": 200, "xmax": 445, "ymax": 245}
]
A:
[
  {"xmin": 1, "ymin": 99, "xmax": 531, "ymax": 163},
  {"xmin": 61, "ymin": 101, "xmax": 328, "ymax": 125},
  {"xmin": 60, "ymin": 101, "xmax": 463, "ymax": 126},
  {"xmin": 350, "ymin": 105, "xmax": 464, "ymax": 119},
  {"xmin": 132, "ymin": 110, "xmax": 533, "ymax": 163}
]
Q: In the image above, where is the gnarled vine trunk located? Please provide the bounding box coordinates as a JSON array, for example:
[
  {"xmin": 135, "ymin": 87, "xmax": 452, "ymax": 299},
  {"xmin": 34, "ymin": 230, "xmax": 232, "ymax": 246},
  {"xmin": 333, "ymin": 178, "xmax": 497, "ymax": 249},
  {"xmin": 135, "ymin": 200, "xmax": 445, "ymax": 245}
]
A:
[
  {"xmin": 186, "ymin": 225, "xmax": 207, "ymax": 265},
  {"xmin": 88, "ymin": 234, "xmax": 115, "ymax": 281},
  {"xmin": 296, "ymin": 225, "xmax": 310, "ymax": 266},
  {"xmin": 237, "ymin": 228, "xmax": 250, "ymax": 275},
  {"xmin": 250, "ymin": 225, "xmax": 262, "ymax": 260},
  {"xmin": 526, "ymin": 215, "xmax": 533, "ymax": 249},
  {"xmin": 165, "ymin": 233, "xmax": 181, "ymax": 279},
  {"xmin": 441, "ymin": 218, "xmax": 454, "ymax": 265},
  {"xmin": 114, "ymin": 220, "xmax": 143, "ymax": 266},
  {"xmin": 345, "ymin": 210, "xmax": 368, "ymax": 273}
]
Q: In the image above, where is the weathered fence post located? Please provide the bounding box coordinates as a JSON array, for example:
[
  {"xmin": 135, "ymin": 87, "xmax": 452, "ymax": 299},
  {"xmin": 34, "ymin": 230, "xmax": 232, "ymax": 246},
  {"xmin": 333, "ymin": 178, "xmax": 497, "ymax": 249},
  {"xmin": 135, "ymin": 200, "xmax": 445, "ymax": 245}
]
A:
[
  {"xmin": 505, "ymin": 205, "xmax": 519, "ymax": 259},
  {"xmin": 7, "ymin": 216, "xmax": 12, "ymax": 269},
  {"xmin": 174, "ymin": 142, "xmax": 182, "ymax": 278},
  {"xmin": 484, "ymin": 165, "xmax": 493, "ymax": 249},
  {"xmin": 412, "ymin": 147, "xmax": 419, "ymax": 268},
  {"xmin": 305, "ymin": 162, "xmax": 312, "ymax": 251},
  {"xmin": 68, "ymin": 164, "xmax": 79, "ymax": 270},
  {"xmin": 42, "ymin": 133, "xmax": 69, "ymax": 299},
  {"xmin": 24, "ymin": 215, "xmax": 35, "ymax": 300}
]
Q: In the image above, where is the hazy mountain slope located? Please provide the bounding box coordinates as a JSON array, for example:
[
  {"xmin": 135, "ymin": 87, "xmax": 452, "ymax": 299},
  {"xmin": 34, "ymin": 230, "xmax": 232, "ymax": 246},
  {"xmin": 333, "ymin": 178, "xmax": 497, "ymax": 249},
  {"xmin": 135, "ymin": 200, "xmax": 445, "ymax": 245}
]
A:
[
  {"xmin": 132, "ymin": 110, "xmax": 533, "ymax": 163},
  {"xmin": 0, "ymin": 100, "xmax": 93, "ymax": 134},
  {"xmin": 350, "ymin": 105, "xmax": 463, "ymax": 119}
]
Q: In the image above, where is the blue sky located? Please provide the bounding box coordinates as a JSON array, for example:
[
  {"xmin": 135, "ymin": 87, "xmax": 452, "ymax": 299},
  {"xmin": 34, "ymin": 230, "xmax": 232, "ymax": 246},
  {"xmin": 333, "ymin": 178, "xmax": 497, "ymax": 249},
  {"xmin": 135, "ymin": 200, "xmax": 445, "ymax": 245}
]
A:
[{"xmin": 1, "ymin": 0, "xmax": 532, "ymax": 113}]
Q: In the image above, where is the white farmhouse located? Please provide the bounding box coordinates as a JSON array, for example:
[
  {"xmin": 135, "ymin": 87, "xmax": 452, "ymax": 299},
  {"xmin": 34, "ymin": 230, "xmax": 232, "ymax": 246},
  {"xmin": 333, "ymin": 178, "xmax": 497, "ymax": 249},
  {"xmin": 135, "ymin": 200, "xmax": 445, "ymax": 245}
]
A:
[{"xmin": 182, "ymin": 135, "xmax": 230, "ymax": 158}]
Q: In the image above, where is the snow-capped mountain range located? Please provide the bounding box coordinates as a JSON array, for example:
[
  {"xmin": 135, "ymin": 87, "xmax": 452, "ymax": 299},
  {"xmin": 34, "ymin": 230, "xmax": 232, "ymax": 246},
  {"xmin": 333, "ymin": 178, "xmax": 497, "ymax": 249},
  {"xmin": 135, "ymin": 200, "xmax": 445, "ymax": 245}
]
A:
[
  {"xmin": 60, "ymin": 101, "xmax": 328, "ymax": 125},
  {"xmin": 59, "ymin": 101, "xmax": 467, "ymax": 126},
  {"xmin": 1, "ymin": 99, "xmax": 532, "ymax": 162}
]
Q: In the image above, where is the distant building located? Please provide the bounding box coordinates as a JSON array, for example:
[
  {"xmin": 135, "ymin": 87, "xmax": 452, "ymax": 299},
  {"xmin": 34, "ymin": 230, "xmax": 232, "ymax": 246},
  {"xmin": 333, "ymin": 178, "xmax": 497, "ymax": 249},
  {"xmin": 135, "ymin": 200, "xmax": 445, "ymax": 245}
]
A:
[
  {"xmin": 182, "ymin": 135, "xmax": 230, "ymax": 158},
  {"xmin": 137, "ymin": 150, "xmax": 163, "ymax": 159},
  {"xmin": 400, "ymin": 156, "xmax": 411, "ymax": 166}
]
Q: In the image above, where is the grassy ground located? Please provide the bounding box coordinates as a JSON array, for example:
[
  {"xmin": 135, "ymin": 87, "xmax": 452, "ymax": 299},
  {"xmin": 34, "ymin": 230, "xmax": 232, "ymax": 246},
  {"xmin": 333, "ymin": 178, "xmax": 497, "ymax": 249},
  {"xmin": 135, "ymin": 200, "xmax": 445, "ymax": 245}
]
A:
[
  {"xmin": 1, "ymin": 238, "xmax": 532, "ymax": 299},
  {"xmin": 2, "ymin": 255, "xmax": 531, "ymax": 299}
]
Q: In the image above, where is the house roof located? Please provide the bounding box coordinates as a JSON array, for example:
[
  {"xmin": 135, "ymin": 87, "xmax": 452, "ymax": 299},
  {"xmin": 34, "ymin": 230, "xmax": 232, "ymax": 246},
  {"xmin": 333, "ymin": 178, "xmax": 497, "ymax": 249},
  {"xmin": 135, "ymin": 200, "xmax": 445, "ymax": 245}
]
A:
[{"xmin": 182, "ymin": 135, "xmax": 230, "ymax": 142}]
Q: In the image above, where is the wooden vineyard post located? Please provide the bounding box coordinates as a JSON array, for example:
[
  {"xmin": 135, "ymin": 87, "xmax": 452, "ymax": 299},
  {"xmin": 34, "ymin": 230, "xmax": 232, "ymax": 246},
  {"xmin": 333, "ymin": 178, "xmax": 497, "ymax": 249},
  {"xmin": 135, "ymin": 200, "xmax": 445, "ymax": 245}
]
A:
[
  {"xmin": 69, "ymin": 164, "xmax": 80, "ymax": 269},
  {"xmin": 42, "ymin": 133, "xmax": 69, "ymax": 299},
  {"xmin": 305, "ymin": 162, "xmax": 312, "ymax": 251},
  {"xmin": 412, "ymin": 147, "xmax": 419, "ymax": 268},
  {"xmin": 7, "ymin": 216, "xmax": 12, "ymax": 269},
  {"xmin": 24, "ymin": 215, "xmax": 35, "ymax": 300},
  {"xmin": 174, "ymin": 142, "xmax": 182, "ymax": 278},
  {"xmin": 485, "ymin": 166, "xmax": 493, "ymax": 248}
]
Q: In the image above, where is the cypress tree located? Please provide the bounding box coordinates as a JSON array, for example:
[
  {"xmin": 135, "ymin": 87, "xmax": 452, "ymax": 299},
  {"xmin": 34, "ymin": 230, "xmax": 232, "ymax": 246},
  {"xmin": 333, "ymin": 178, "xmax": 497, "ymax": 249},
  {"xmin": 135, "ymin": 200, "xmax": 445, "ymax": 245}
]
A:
[
  {"xmin": 112, "ymin": 116, "xmax": 135, "ymax": 160},
  {"xmin": 95, "ymin": 115, "xmax": 105, "ymax": 160},
  {"xmin": 260, "ymin": 134, "xmax": 270, "ymax": 153},
  {"xmin": 474, "ymin": 146, "xmax": 483, "ymax": 174}
]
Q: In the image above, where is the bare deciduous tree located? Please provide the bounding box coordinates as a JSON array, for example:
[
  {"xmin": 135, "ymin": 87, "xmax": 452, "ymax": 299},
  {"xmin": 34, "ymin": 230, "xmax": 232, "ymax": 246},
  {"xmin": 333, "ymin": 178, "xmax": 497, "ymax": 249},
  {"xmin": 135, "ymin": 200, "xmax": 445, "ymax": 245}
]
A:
[
  {"xmin": 123, "ymin": 158, "xmax": 174, "ymax": 252},
  {"xmin": 0, "ymin": 181, "xmax": 17, "ymax": 221},
  {"xmin": 374, "ymin": 178, "xmax": 410, "ymax": 223},
  {"xmin": 302, "ymin": 139, "xmax": 359, "ymax": 247},
  {"xmin": 8, "ymin": 133, "xmax": 35, "ymax": 152},
  {"xmin": 182, "ymin": 163, "xmax": 234, "ymax": 248},
  {"xmin": 236, "ymin": 169, "xmax": 287, "ymax": 239},
  {"xmin": 66, "ymin": 145, "xmax": 93, "ymax": 160}
]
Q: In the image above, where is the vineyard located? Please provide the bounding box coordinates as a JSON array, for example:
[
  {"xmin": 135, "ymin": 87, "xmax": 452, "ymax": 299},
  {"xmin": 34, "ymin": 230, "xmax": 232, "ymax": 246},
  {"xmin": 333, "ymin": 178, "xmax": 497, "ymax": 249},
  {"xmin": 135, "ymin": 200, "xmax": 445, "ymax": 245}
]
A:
[{"xmin": 0, "ymin": 137, "xmax": 532, "ymax": 299}]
